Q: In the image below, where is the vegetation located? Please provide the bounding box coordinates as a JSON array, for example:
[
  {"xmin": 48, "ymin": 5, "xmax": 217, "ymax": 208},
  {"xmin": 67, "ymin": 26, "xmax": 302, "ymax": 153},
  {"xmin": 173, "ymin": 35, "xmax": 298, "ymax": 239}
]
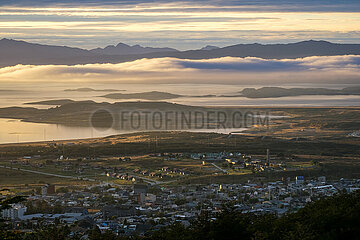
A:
[
  {"xmin": 0, "ymin": 167, "xmax": 91, "ymax": 188},
  {"xmin": 150, "ymin": 191, "xmax": 360, "ymax": 240},
  {"xmin": 0, "ymin": 130, "xmax": 360, "ymax": 158},
  {"xmin": 0, "ymin": 190, "xmax": 26, "ymax": 213}
]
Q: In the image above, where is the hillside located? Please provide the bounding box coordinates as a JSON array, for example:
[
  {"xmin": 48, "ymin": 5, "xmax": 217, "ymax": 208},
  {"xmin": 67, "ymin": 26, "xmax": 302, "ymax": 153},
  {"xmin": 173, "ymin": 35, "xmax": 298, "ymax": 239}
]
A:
[
  {"xmin": 1, "ymin": 39, "xmax": 360, "ymax": 67},
  {"xmin": 0, "ymin": 101, "xmax": 206, "ymax": 127}
]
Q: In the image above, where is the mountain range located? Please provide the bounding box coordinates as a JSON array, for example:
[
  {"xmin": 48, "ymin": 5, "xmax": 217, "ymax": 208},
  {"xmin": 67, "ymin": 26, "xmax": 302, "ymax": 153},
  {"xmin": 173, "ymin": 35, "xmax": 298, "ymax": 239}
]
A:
[
  {"xmin": 1, "ymin": 38, "xmax": 360, "ymax": 67},
  {"xmin": 90, "ymin": 42, "xmax": 178, "ymax": 55}
]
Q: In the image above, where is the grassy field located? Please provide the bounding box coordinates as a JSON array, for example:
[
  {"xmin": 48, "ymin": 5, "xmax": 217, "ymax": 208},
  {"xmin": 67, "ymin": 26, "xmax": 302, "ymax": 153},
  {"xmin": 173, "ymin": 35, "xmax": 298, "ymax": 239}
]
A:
[
  {"xmin": 2, "ymin": 150, "xmax": 360, "ymax": 190},
  {"xmin": 0, "ymin": 130, "xmax": 359, "ymax": 159},
  {"xmin": 0, "ymin": 167, "xmax": 91, "ymax": 188}
]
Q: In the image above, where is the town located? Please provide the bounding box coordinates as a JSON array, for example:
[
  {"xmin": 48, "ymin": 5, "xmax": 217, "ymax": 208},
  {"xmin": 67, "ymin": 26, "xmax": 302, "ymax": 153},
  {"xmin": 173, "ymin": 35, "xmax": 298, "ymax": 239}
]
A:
[{"xmin": 2, "ymin": 147, "xmax": 359, "ymax": 237}]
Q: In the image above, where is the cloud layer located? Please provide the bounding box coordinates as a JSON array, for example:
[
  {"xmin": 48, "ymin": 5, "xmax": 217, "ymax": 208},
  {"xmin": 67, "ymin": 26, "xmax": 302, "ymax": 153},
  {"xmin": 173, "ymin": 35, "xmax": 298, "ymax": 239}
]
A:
[
  {"xmin": 2, "ymin": 1, "xmax": 360, "ymax": 12},
  {"xmin": 0, "ymin": 1, "xmax": 359, "ymax": 49},
  {"xmin": 0, "ymin": 55, "xmax": 359, "ymax": 84}
]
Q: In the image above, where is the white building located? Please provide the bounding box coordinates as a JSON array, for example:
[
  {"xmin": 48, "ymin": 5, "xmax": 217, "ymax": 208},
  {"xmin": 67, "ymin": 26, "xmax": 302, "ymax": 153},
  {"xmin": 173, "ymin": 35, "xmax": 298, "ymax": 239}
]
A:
[
  {"xmin": 296, "ymin": 176, "xmax": 305, "ymax": 185},
  {"xmin": 1, "ymin": 204, "xmax": 27, "ymax": 220}
]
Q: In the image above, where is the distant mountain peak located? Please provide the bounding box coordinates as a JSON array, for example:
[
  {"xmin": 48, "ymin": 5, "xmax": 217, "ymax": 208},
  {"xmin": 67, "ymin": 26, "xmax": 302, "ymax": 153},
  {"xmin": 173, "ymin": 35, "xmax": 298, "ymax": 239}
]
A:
[
  {"xmin": 115, "ymin": 42, "xmax": 130, "ymax": 48},
  {"xmin": 201, "ymin": 45, "xmax": 219, "ymax": 50},
  {"xmin": 0, "ymin": 38, "xmax": 27, "ymax": 44},
  {"xmin": 1, "ymin": 38, "xmax": 14, "ymax": 41},
  {"xmin": 297, "ymin": 39, "xmax": 332, "ymax": 44},
  {"xmin": 1, "ymin": 39, "xmax": 360, "ymax": 68},
  {"xmin": 91, "ymin": 42, "xmax": 178, "ymax": 55}
]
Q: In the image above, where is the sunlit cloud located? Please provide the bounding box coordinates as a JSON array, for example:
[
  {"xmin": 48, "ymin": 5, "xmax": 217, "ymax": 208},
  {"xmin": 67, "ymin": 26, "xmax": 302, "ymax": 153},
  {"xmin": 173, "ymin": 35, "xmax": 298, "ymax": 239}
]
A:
[
  {"xmin": 1, "ymin": 1, "xmax": 360, "ymax": 12},
  {"xmin": 0, "ymin": 1, "xmax": 359, "ymax": 49},
  {"xmin": 0, "ymin": 55, "xmax": 359, "ymax": 84}
]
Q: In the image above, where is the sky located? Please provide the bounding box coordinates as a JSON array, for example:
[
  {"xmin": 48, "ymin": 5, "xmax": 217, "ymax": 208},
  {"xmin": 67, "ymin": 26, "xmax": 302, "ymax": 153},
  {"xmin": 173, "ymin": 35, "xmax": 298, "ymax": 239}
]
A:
[
  {"xmin": 0, "ymin": 0, "xmax": 360, "ymax": 49},
  {"xmin": 0, "ymin": 1, "xmax": 359, "ymax": 86}
]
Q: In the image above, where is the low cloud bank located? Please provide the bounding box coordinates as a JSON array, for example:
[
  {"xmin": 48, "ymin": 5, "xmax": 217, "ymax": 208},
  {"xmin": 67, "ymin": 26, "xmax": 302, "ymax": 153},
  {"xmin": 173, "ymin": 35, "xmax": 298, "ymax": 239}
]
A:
[{"xmin": 0, "ymin": 55, "xmax": 359, "ymax": 84}]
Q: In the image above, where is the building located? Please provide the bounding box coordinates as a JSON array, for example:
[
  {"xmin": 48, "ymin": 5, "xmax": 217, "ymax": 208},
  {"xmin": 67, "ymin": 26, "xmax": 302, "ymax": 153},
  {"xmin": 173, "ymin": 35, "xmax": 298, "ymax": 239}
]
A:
[
  {"xmin": 102, "ymin": 205, "xmax": 136, "ymax": 218},
  {"xmin": 1, "ymin": 204, "xmax": 27, "ymax": 220},
  {"xmin": 318, "ymin": 176, "xmax": 326, "ymax": 183},
  {"xmin": 296, "ymin": 176, "xmax": 305, "ymax": 185},
  {"xmin": 133, "ymin": 184, "xmax": 148, "ymax": 194},
  {"xmin": 41, "ymin": 184, "xmax": 56, "ymax": 195}
]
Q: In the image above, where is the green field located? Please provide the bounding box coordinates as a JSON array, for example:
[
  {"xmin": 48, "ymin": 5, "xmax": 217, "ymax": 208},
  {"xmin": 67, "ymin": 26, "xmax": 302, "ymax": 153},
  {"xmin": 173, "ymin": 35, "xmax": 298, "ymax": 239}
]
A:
[{"xmin": 0, "ymin": 167, "xmax": 91, "ymax": 190}]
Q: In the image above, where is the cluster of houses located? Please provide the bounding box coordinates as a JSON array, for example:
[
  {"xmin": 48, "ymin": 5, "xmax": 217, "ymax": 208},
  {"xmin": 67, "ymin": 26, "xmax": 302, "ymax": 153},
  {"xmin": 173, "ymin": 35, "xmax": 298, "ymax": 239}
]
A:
[
  {"xmin": 2, "ymin": 177, "xmax": 360, "ymax": 237},
  {"xmin": 191, "ymin": 150, "xmax": 288, "ymax": 173},
  {"xmin": 106, "ymin": 172, "xmax": 137, "ymax": 182},
  {"xmin": 348, "ymin": 131, "xmax": 360, "ymax": 137},
  {"xmin": 105, "ymin": 165, "xmax": 191, "ymax": 182},
  {"xmin": 14, "ymin": 149, "xmax": 290, "ymax": 186}
]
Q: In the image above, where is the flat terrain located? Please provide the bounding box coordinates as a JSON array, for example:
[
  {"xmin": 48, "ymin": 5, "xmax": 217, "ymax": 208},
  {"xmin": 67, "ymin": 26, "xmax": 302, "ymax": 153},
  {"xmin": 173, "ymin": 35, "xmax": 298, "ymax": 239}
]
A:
[
  {"xmin": 0, "ymin": 167, "xmax": 91, "ymax": 191},
  {"xmin": 0, "ymin": 106, "xmax": 359, "ymax": 191}
]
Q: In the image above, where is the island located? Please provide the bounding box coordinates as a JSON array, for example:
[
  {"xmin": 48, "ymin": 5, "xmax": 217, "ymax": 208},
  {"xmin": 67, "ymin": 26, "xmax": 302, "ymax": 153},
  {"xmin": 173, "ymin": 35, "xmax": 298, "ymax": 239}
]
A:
[{"xmin": 239, "ymin": 86, "xmax": 360, "ymax": 98}]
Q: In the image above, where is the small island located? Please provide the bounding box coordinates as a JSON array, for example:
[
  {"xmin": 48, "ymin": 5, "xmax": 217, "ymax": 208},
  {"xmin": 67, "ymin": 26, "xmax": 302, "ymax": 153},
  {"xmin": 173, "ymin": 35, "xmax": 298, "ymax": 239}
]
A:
[
  {"xmin": 25, "ymin": 99, "xmax": 75, "ymax": 105},
  {"xmin": 239, "ymin": 86, "xmax": 360, "ymax": 98},
  {"xmin": 101, "ymin": 91, "xmax": 183, "ymax": 100},
  {"xmin": 64, "ymin": 88, "xmax": 125, "ymax": 92}
]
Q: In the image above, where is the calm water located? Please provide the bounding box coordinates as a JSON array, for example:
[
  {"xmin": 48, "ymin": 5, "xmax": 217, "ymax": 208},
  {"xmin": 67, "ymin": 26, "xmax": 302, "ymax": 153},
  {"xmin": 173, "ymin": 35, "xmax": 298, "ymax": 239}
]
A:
[
  {"xmin": 0, "ymin": 82, "xmax": 359, "ymax": 144},
  {"xmin": 0, "ymin": 118, "xmax": 120, "ymax": 144},
  {"xmin": 0, "ymin": 118, "xmax": 250, "ymax": 144},
  {"xmin": 1, "ymin": 82, "xmax": 360, "ymax": 108}
]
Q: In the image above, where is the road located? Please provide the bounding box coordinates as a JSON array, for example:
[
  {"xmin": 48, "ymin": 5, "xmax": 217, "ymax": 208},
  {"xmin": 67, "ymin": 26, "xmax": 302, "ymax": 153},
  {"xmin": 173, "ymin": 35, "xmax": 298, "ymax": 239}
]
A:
[
  {"xmin": 0, "ymin": 165, "xmax": 169, "ymax": 186},
  {"xmin": 210, "ymin": 163, "xmax": 228, "ymax": 173},
  {"xmin": 0, "ymin": 165, "xmax": 79, "ymax": 179}
]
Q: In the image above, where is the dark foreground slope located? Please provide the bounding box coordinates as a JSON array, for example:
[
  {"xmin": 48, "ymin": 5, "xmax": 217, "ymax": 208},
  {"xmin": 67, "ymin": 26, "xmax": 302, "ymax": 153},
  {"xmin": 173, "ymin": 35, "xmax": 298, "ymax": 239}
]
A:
[{"xmin": 149, "ymin": 191, "xmax": 360, "ymax": 240}]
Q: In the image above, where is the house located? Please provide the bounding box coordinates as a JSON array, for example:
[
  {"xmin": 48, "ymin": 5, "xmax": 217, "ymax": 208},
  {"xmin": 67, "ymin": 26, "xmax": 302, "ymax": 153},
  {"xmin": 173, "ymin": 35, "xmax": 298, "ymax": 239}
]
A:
[
  {"xmin": 41, "ymin": 184, "xmax": 55, "ymax": 195},
  {"xmin": 102, "ymin": 205, "xmax": 136, "ymax": 218},
  {"xmin": 190, "ymin": 153, "xmax": 203, "ymax": 160},
  {"xmin": 296, "ymin": 176, "xmax": 305, "ymax": 185},
  {"xmin": 318, "ymin": 176, "xmax": 326, "ymax": 183},
  {"xmin": 134, "ymin": 184, "xmax": 148, "ymax": 194}
]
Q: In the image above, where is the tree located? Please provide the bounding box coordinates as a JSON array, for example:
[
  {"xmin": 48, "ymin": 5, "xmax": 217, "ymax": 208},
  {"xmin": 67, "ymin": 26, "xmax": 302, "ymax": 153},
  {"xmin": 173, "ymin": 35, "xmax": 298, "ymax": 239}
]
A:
[
  {"xmin": 31, "ymin": 225, "xmax": 71, "ymax": 240},
  {"xmin": 0, "ymin": 189, "xmax": 27, "ymax": 214},
  {"xmin": 88, "ymin": 226, "xmax": 102, "ymax": 240}
]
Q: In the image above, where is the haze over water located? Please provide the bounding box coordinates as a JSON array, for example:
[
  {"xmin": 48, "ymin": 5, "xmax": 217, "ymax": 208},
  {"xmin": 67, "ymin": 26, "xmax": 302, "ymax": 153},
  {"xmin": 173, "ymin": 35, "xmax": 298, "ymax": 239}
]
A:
[
  {"xmin": 1, "ymin": 83, "xmax": 360, "ymax": 108},
  {"xmin": 0, "ymin": 82, "xmax": 359, "ymax": 144}
]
